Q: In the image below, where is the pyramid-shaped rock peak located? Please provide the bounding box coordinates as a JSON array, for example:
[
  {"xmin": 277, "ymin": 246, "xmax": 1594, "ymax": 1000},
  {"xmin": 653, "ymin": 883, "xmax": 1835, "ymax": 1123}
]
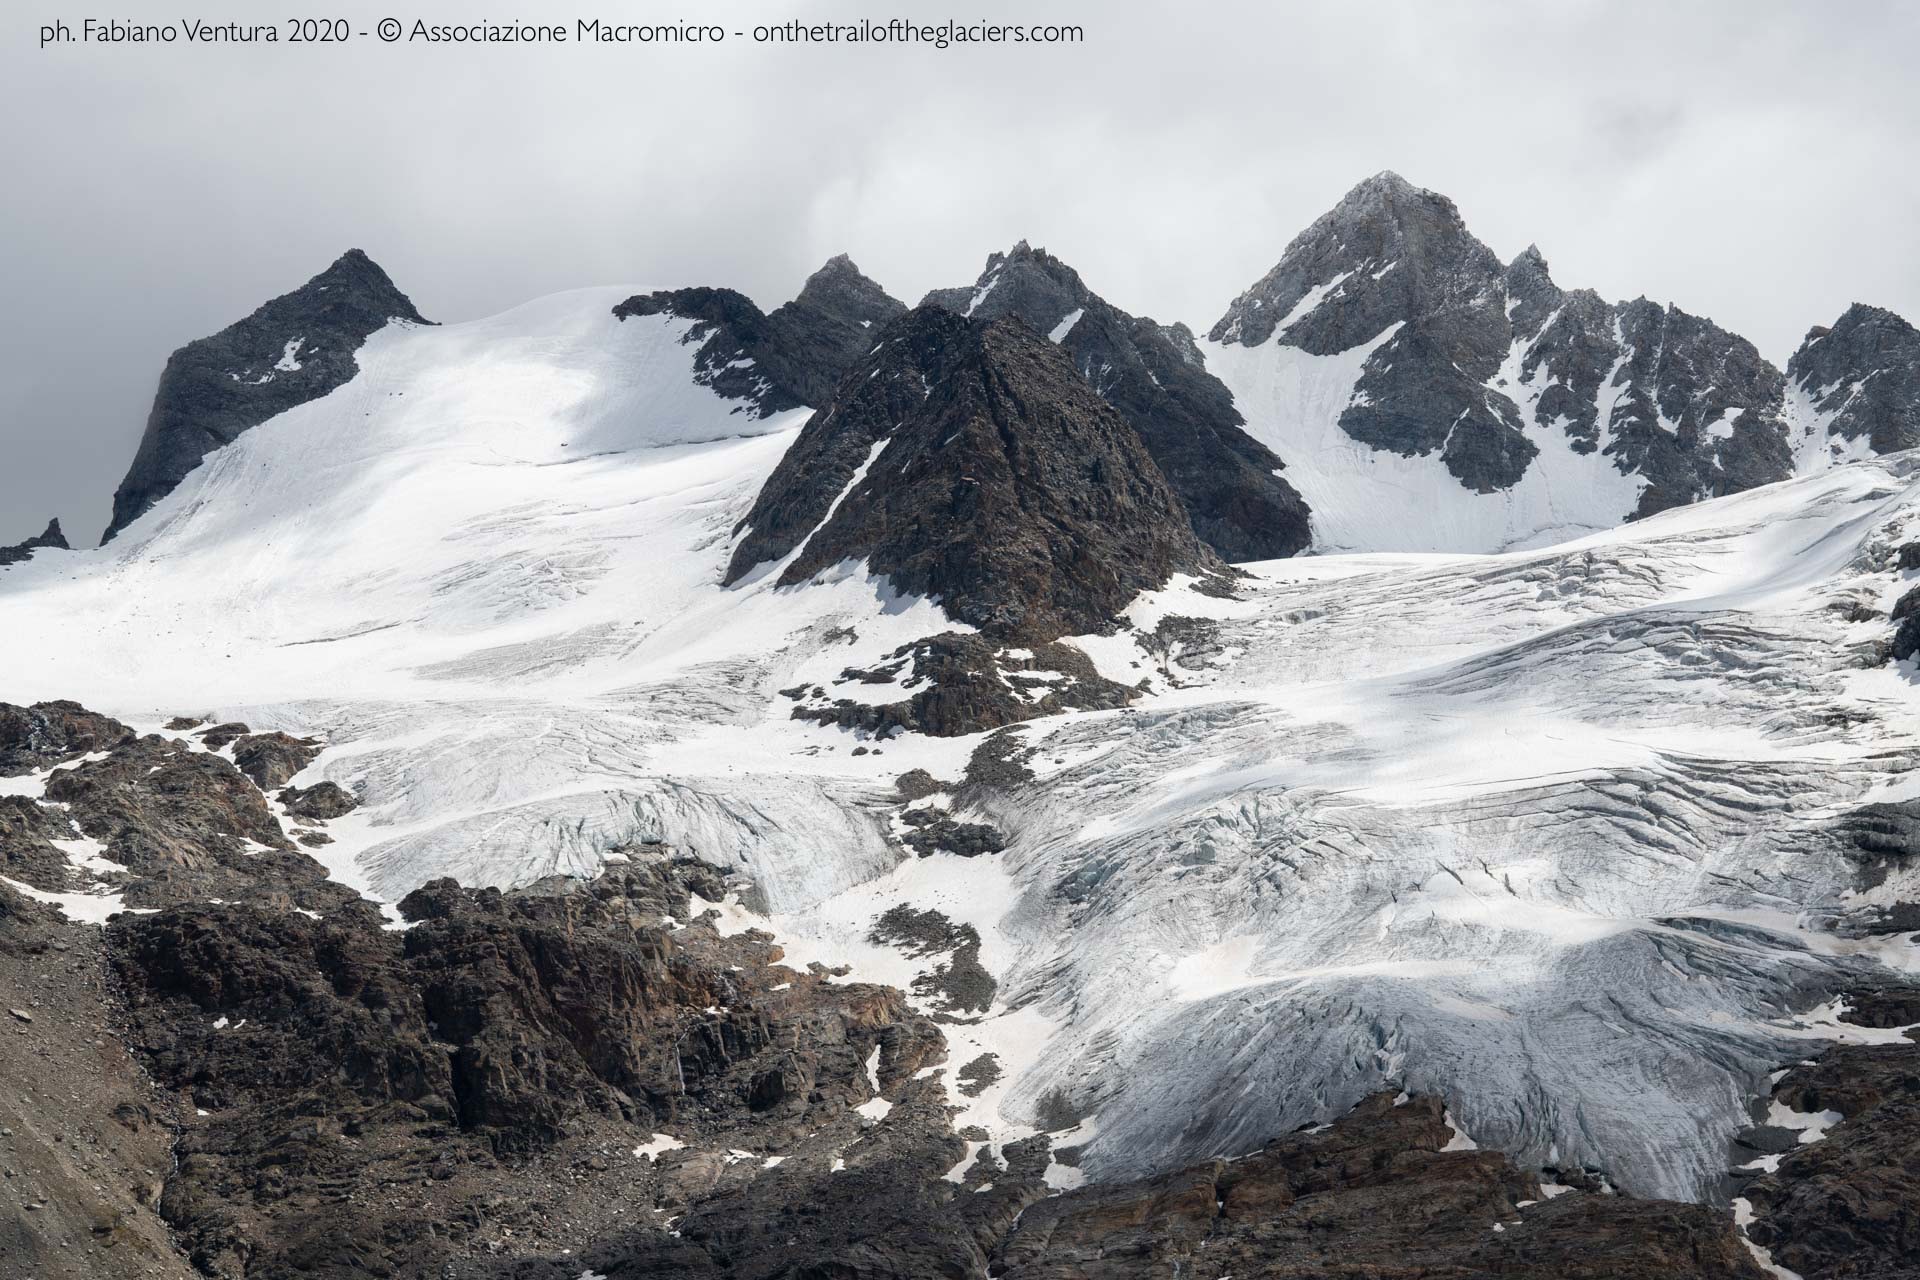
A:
[
  {"xmin": 1210, "ymin": 172, "xmax": 1501, "ymax": 353},
  {"xmin": 729, "ymin": 304, "xmax": 1218, "ymax": 642},
  {"xmin": 923, "ymin": 244, "xmax": 1310, "ymax": 562},
  {"xmin": 791, "ymin": 254, "xmax": 903, "ymax": 327},
  {"xmin": 1206, "ymin": 173, "xmax": 1804, "ymax": 522},
  {"xmin": 1787, "ymin": 302, "xmax": 1920, "ymax": 459},
  {"xmin": 0, "ymin": 517, "xmax": 70, "ymax": 567},
  {"xmin": 104, "ymin": 250, "xmax": 427, "ymax": 542}
]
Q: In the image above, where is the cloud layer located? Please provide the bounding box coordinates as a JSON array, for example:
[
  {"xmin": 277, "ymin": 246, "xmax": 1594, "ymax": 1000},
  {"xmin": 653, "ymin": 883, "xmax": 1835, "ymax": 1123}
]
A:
[{"xmin": 5, "ymin": 0, "xmax": 1916, "ymax": 543}]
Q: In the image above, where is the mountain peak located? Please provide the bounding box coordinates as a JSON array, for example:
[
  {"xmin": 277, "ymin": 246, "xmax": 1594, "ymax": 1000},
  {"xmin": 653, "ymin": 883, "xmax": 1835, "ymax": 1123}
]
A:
[
  {"xmin": 1787, "ymin": 300, "xmax": 1920, "ymax": 456},
  {"xmin": 921, "ymin": 245, "xmax": 1310, "ymax": 561},
  {"xmin": 922, "ymin": 242, "xmax": 1087, "ymax": 322},
  {"xmin": 790, "ymin": 254, "xmax": 903, "ymax": 329},
  {"xmin": 615, "ymin": 263, "xmax": 906, "ymax": 416},
  {"xmin": 103, "ymin": 251, "xmax": 428, "ymax": 542},
  {"xmin": 1345, "ymin": 169, "xmax": 1417, "ymax": 201},
  {"xmin": 1209, "ymin": 171, "xmax": 1497, "ymax": 350},
  {"xmin": 0, "ymin": 517, "xmax": 69, "ymax": 567},
  {"xmin": 727, "ymin": 303, "xmax": 1216, "ymax": 643},
  {"xmin": 1504, "ymin": 242, "xmax": 1561, "ymax": 334},
  {"xmin": 1833, "ymin": 301, "xmax": 1916, "ymax": 335}
]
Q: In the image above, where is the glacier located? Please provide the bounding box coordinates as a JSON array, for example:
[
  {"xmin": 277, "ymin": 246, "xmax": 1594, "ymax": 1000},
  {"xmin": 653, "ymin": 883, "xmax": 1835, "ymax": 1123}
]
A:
[{"xmin": 4, "ymin": 283, "xmax": 1918, "ymax": 1206}]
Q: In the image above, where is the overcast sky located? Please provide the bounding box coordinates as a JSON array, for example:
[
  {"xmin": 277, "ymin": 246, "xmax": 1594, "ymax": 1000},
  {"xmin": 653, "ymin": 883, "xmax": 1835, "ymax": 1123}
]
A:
[{"xmin": 5, "ymin": 0, "xmax": 1917, "ymax": 545}]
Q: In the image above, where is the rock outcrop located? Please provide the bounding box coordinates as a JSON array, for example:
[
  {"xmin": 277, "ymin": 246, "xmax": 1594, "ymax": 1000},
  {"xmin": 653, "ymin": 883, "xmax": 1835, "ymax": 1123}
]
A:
[
  {"xmin": 1788, "ymin": 302, "xmax": 1920, "ymax": 463},
  {"xmin": 786, "ymin": 631, "xmax": 1139, "ymax": 737},
  {"xmin": 994, "ymin": 1092, "xmax": 1765, "ymax": 1280},
  {"xmin": 611, "ymin": 254, "xmax": 904, "ymax": 417},
  {"xmin": 104, "ymin": 249, "xmax": 427, "ymax": 541},
  {"xmin": 924, "ymin": 241, "xmax": 1311, "ymax": 562},
  {"xmin": 727, "ymin": 305, "xmax": 1219, "ymax": 642},
  {"xmin": 1737, "ymin": 986, "xmax": 1920, "ymax": 1279},
  {"xmin": 0, "ymin": 517, "xmax": 69, "ymax": 566}
]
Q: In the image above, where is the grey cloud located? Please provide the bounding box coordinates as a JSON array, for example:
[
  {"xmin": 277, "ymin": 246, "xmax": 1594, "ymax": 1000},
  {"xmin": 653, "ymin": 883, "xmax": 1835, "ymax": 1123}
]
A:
[{"xmin": 3, "ymin": 0, "xmax": 1916, "ymax": 543}]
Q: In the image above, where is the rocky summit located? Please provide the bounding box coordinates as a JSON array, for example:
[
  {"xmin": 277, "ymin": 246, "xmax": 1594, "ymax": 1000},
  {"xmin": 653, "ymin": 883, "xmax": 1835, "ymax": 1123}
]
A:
[
  {"xmin": 728, "ymin": 304, "xmax": 1220, "ymax": 642},
  {"xmin": 103, "ymin": 249, "xmax": 427, "ymax": 543},
  {"xmin": 0, "ymin": 516, "xmax": 68, "ymax": 566},
  {"xmin": 612, "ymin": 254, "xmax": 905, "ymax": 418},
  {"xmin": 1788, "ymin": 302, "xmax": 1920, "ymax": 464},
  {"xmin": 1209, "ymin": 172, "xmax": 1795, "ymax": 522},
  {"xmin": 923, "ymin": 241, "xmax": 1312, "ymax": 562}
]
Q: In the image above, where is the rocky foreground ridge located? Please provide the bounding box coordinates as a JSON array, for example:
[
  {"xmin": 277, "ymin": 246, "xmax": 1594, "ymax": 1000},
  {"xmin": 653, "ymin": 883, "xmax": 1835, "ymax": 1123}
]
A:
[{"xmin": 2, "ymin": 699, "xmax": 1917, "ymax": 1279}]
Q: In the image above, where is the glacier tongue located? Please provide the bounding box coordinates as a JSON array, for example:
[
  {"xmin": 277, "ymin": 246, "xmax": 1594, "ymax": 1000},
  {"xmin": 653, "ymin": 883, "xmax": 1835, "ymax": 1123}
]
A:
[
  {"xmin": 4, "ymin": 277, "xmax": 1919, "ymax": 1207},
  {"xmin": 966, "ymin": 455, "xmax": 1920, "ymax": 1199}
]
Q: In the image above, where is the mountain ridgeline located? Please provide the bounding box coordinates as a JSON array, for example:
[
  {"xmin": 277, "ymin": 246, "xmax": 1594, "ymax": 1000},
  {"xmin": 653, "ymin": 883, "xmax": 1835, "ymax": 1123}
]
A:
[
  {"xmin": 1206, "ymin": 171, "xmax": 1892, "ymax": 521},
  {"xmin": 920, "ymin": 241, "xmax": 1313, "ymax": 562},
  {"xmin": 98, "ymin": 174, "xmax": 1920, "ymax": 584},
  {"xmin": 612, "ymin": 253, "xmax": 907, "ymax": 416},
  {"xmin": 723, "ymin": 304, "xmax": 1219, "ymax": 642}
]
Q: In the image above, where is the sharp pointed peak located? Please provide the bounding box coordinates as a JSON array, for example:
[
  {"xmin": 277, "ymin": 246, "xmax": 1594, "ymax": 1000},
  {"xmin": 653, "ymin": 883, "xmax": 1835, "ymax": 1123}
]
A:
[
  {"xmin": 1335, "ymin": 170, "xmax": 1424, "ymax": 206},
  {"xmin": 1831, "ymin": 301, "xmax": 1915, "ymax": 332},
  {"xmin": 296, "ymin": 248, "xmax": 427, "ymax": 323},
  {"xmin": 1506, "ymin": 243, "xmax": 1555, "ymax": 292},
  {"xmin": 809, "ymin": 252, "xmax": 862, "ymax": 277},
  {"xmin": 1359, "ymin": 169, "xmax": 1414, "ymax": 191},
  {"xmin": 789, "ymin": 253, "xmax": 904, "ymax": 321},
  {"xmin": 1315, "ymin": 170, "xmax": 1467, "ymax": 234}
]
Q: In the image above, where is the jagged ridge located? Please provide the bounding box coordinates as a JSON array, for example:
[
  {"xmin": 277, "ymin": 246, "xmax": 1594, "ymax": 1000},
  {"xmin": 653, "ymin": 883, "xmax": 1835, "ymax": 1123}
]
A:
[{"xmin": 727, "ymin": 304, "xmax": 1220, "ymax": 642}]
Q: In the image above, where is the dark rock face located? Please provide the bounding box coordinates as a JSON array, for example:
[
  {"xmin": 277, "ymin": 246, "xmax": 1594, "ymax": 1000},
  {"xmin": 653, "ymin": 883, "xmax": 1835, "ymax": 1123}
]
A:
[
  {"xmin": 923, "ymin": 241, "xmax": 1311, "ymax": 561},
  {"xmin": 0, "ymin": 700, "xmax": 135, "ymax": 774},
  {"xmin": 1739, "ymin": 988, "xmax": 1920, "ymax": 1279},
  {"xmin": 1600, "ymin": 300, "xmax": 1793, "ymax": 516},
  {"xmin": 611, "ymin": 255, "xmax": 904, "ymax": 416},
  {"xmin": 0, "ymin": 517, "xmax": 69, "ymax": 566},
  {"xmin": 869, "ymin": 904, "xmax": 997, "ymax": 1014},
  {"xmin": 0, "ymin": 704, "xmax": 369, "ymax": 920},
  {"xmin": 104, "ymin": 250, "xmax": 426, "ymax": 541},
  {"xmin": 764, "ymin": 253, "xmax": 909, "ymax": 407},
  {"xmin": 42, "ymin": 734, "xmax": 368, "ymax": 918},
  {"xmin": 994, "ymin": 1092, "xmax": 1764, "ymax": 1279},
  {"xmin": 1788, "ymin": 303, "xmax": 1920, "ymax": 460},
  {"xmin": 1211, "ymin": 171, "xmax": 1797, "ymax": 511},
  {"xmin": 278, "ymin": 780, "xmax": 359, "ymax": 820},
  {"xmin": 106, "ymin": 855, "xmax": 976, "ymax": 1279},
  {"xmin": 229, "ymin": 730, "xmax": 320, "ymax": 790},
  {"xmin": 728, "ymin": 306, "xmax": 1219, "ymax": 642},
  {"xmin": 0, "ymin": 882, "xmax": 201, "ymax": 1280},
  {"xmin": 788, "ymin": 631, "xmax": 1139, "ymax": 737}
]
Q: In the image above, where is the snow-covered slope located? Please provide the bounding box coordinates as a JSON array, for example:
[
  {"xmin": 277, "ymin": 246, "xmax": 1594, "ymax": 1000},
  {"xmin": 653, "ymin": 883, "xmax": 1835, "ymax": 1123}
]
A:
[
  {"xmin": 6, "ymin": 276, "xmax": 1920, "ymax": 1213},
  {"xmin": 1, "ymin": 286, "xmax": 968, "ymax": 906},
  {"xmin": 1205, "ymin": 324, "xmax": 1649, "ymax": 553}
]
